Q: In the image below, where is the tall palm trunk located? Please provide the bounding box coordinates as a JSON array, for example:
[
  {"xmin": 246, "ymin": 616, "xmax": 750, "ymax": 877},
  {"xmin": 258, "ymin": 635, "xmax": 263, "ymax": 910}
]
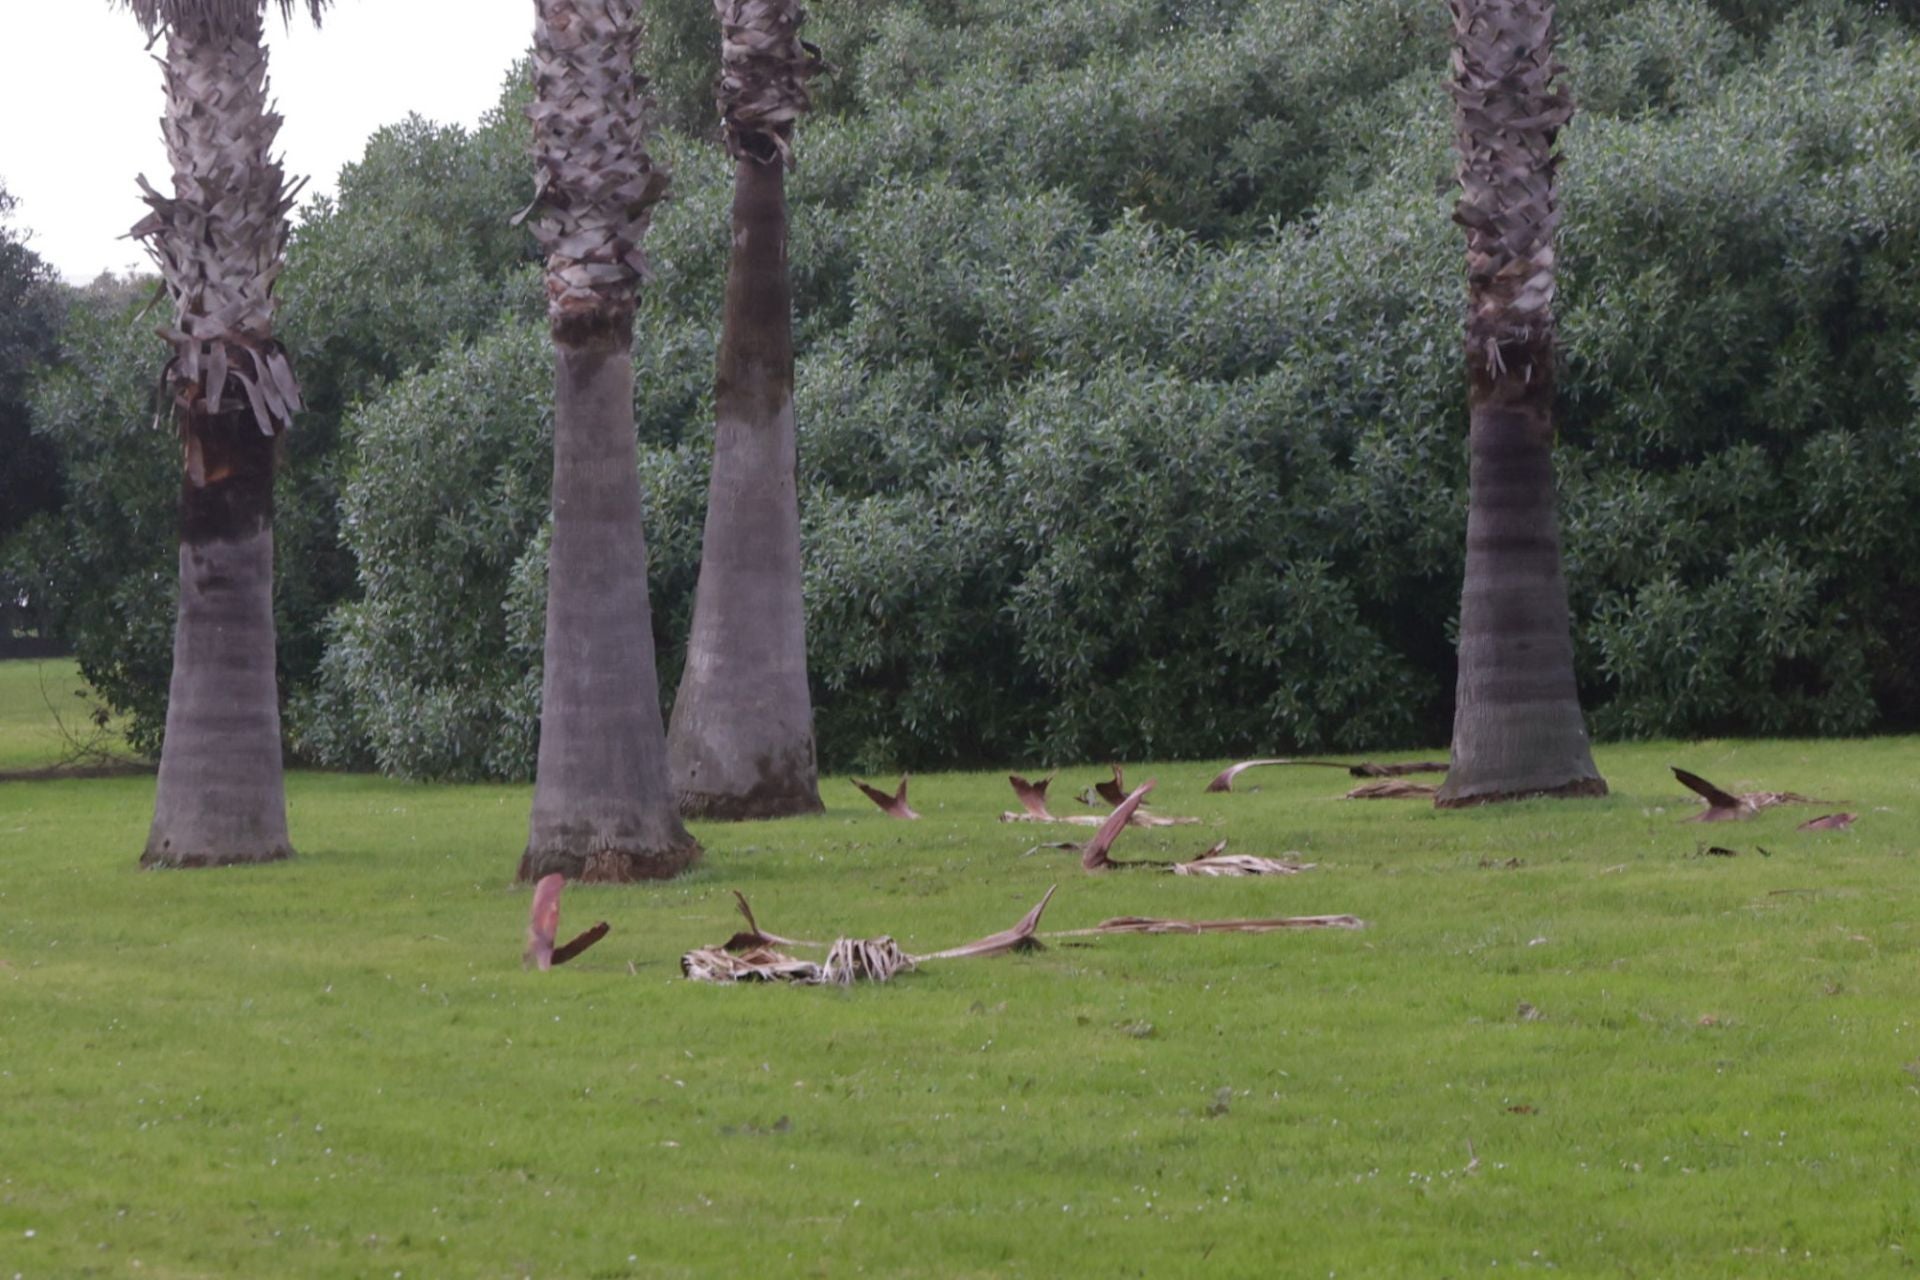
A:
[
  {"xmin": 124, "ymin": 0, "xmax": 324, "ymax": 867},
  {"xmin": 146, "ymin": 417, "xmax": 290, "ymax": 866},
  {"xmin": 519, "ymin": 0, "xmax": 698, "ymax": 882},
  {"xmin": 669, "ymin": 0, "xmax": 826, "ymax": 820},
  {"xmin": 1435, "ymin": 0, "xmax": 1605, "ymax": 807}
]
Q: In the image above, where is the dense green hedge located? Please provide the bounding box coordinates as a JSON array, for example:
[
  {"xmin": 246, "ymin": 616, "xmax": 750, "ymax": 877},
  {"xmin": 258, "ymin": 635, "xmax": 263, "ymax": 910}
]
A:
[{"xmin": 14, "ymin": 0, "xmax": 1920, "ymax": 774}]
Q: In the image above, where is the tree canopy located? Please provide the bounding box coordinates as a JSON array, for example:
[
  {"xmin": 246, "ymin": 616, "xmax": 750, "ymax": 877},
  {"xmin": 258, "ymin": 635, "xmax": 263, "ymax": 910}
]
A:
[{"xmin": 13, "ymin": 0, "xmax": 1920, "ymax": 772}]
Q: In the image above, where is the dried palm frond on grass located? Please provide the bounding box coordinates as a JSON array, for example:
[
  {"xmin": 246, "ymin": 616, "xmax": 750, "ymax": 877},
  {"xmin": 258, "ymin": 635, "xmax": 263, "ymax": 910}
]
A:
[
  {"xmin": 1671, "ymin": 767, "xmax": 1827, "ymax": 823},
  {"xmin": 682, "ymin": 886, "xmax": 1056, "ymax": 984},
  {"xmin": 1075, "ymin": 764, "xmax": 1130, "ymax": 807},
  {"xmin": 1003, "ymin": 772, "xmax": 1197, "ymax": 826},
  {"xmin": 1008, "ymin": 772, "xmax": 1055, "ymax": 818},
  {"xmin": 850, "ymin": 775, "xmax": 919, "ymax": 819},
  {"xmin": 682, "ymin": 884, "xmax": 1365, "ymax": 983},
  {"xmin": 999, "ymin": 811, "xmax": 1199, "ymax": 827},
  {"xmin": 1205, "ymin": 758, "xmax": 1449, "ymax": 792},
  {"xmin": 821, "ymin": 937, "xmax": 913, "ymax": 985},
  {"xmin": 1170, "ymin": 843, "xmax": 1313, "ymax": 877},
  {"xmin": 1347, "ymin": 780, "xmax": 1439, "ymax": 800},
  {"xmin": 1075, "ymin": 783, "xmax": 1307, "ymax": 875},
  {"xmin": 1053, "ymin": 914, "xmax": 1366, "ymax": 936},
  {"xmin": 523, "ymin": 873, "xmax": 612, "ymax": 970},
  {"xmin": 919, "ymin": 886, "xmax": 1056, "ymax": 960},
  {"xmin": 682, "ymin": 943, "xmax": 823, "ymax": 984}
]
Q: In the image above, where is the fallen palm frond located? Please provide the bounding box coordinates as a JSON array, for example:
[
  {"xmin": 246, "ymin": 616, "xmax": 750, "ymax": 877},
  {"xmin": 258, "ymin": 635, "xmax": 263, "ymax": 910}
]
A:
[
  {"xmin": 1798, "ymin": 812, "xmax": 1857, "ymax": 832},
  {"xmin": 1008, "ymin": 772, "xmax": 1056, "ymax": 818},
  {"xmin": 1351, "ymin": 760, "xmax": 1450, "ymax": 777},
  {"xmin": 1042, "ymin": 765, "xmax": 1196, "ymax": 824},
  {"xmin": 1080, "ymin": 781, "xmax": 1157, "ymax": 870},
  {"xmin": 1079, "ymin": 763, "xmax": 1129, "ymax": 808},
  {"xmin": 851, "ymin": 775, "xmax": 919, "ymax": 819},
  {"xmin": 1346, "ymin": 780, "xmax": 1439, "ymax": 799},
  {"xmin": 681, "ymin": 942, "xmax": 823, "ymax": 983},
  {"xmin": 1075, "ymin": 790, "xmax": 1297, "ymax": 882},
  {"xmin": 523, "ymin": 873, "xmax": 612, "ymax": 970},
  {"xmin": 684, "ymin": 887, "xmax": 1058, "ymax": 984},
  {"xmin": 998, "ymin": 810, "xmax": 1199, "ymax": 827},
  {"xmin": 1205, "ymin": 758, "xmax": 1449, "ymax": 792},
  {"xmin": 722, "ymin": 888, "xmax": 817, "ymax": 950},
  {"xmin": 682, "ymin": 886, "xmax": 1362, "ymax": 982},
  {"xmin": 821, "ymin": 937, "xmax": 914, "ymax": 985},
  {"xmin": 1170, "ymin": 842, "xmax": 1313, "ymax": 877},
  {"xmin": 1672, "ymin": 766, "xmax": 1826, "ymax": 822},
  {"xmin": 1053, "ymin": 914, "xmax": 1366, "ymax": 935},
  {"xmin": 920, "ymin": 885, "xmax": 1056, "ymax": 959},
  {"xmin": 1077, "ymin": 789, "xmax": 1303, "ymax": 875}
]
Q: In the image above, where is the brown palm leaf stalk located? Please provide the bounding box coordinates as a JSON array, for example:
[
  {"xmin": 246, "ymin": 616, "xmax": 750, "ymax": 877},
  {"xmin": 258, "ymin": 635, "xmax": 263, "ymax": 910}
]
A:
[
  {"xmin": 999, "ymin": 773, "xmax": 1198, "ymax": 826},
  {"xmin": 122, "ymin": 0, "xmax": 329, "ymax": 868},
  {"xmin": 668, "ymin": 0, "xmax": 830, "ymax": 819},
  {"xmin": 851, "ymin": 774, "xmax": 920, "ymax": 818},
  {"xmin": 1434, "ymin": 0, "xmax": 1606, "ymax": 807},
  {"xmin": 1204, "ymin": 758, "xmax": 1450, "ymax": 792},
  {"xmin": 1670, "ymin": 766, "xmax": 1827, "ymax": 823},
  {"xmin": 680, "ymin": 889, "xmax": 1056, "ymax": 984},
  {"xmin": 518, "ymin": 0, "xmax": 698, "ymax": 882},
  {"xmin": 1077, "ymin": 782, "xmax": 1306, "ymax": 875},
  {"xmin": 523, "ymin": 873, "xmax": 611, "ymax": 970},
  {"xmin": 680, "ymin": 886, "xmax": 1364, "ymax": 984}
]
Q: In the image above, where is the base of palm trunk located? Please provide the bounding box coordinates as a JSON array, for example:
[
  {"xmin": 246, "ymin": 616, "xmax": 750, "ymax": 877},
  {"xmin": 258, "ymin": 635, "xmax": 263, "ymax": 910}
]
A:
[
  {"xmin": 1434, "ymin": 774, "xmax": 1607, "ymax": 809},
  {"xmin": 141, "ymin": 843, "xmax": 294, "ymax": 869},
  {"xmin": 676, "ymin": 791, "xmax": 824, "ymax": 822},
  {"xmin": 675, "ymin": 780, "xmax": 824, "ymax": 822},
  {"xmin": 516, "ymin": 837, "xmax": 702, "ymax": 884}
]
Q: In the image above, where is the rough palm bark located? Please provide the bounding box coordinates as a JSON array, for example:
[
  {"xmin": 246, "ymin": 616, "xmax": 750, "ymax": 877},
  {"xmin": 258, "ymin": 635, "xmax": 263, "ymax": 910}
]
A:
[
  {"xmin": 518, "ymin": 0, "xmax": 699, "ymax": 882},
  {"xmin": 667, "ymin": 0, "xmax": 826, "ymax": 819},
  {"xmin": 121, "ymin": 0, "xmax": 328, "ymax": 868},
  {"xmin": 1435, "ymin": 0, "xmax": 1606, "ymax": 807}
]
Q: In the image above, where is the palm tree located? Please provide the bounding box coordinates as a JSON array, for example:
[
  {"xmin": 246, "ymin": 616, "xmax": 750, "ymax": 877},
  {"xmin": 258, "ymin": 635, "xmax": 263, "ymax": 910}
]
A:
[
  {"xmin": 1434, "ymin": 0, "xmax": 1606, "ymax": 807},
  {"xmin": 666, "ymin": 0, "xmax": 827, "ymax": 820},
  {"xmin": 121, "ymin": 0, "xmax": 327, "ymax": 868},
  {"xmin": 518, "ymin": 0, "xmax": 700, "ymax": 881}
]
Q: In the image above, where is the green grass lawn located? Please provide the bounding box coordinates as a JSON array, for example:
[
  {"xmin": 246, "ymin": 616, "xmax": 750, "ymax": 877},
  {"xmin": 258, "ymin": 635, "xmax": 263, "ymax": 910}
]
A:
[
  {"xmin": 3, "ymin": 661, "xmax": 1918, "ymax": 1277},
  {"xmin": 0, "ymin": 658, "xmax": 139, "ymax": 774}
]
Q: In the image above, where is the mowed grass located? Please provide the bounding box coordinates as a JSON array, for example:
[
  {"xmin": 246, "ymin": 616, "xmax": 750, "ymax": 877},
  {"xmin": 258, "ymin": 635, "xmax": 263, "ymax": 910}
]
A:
[
  {"xmin": 3, "ymin": 664, "xmax": 1919, "ymax": 1277},
  {"xmin": 0, "ymin": 658, "xmax": 136, "ymax": 773}
]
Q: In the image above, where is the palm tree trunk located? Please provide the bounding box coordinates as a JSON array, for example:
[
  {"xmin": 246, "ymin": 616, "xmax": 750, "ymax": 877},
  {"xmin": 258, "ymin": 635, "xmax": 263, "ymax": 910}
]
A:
[
  {"xmin": 668, "ymin": 155, "xmax": 823, "ymax": 820},
  {"xmin": 521, "ymin": 329, "xmax": 699, "ymax": 880},
  {"xmin": 1434, "ymin": 0, "xmax": 1605, "ymax": 807},
  {"xmin": 143, "ymin": 413, "xmax": 291, "ymax": 866},
  {"xmin": 128, "ymin": 3, "xmax": 314, "ymax": 866},
  {"xmin": 1437, "ymin": 389, "xmax": 1605, "ymax": 806},
  {"xmin": 519, "ymin": 0, "xmax": 697, "ymax": 881}
]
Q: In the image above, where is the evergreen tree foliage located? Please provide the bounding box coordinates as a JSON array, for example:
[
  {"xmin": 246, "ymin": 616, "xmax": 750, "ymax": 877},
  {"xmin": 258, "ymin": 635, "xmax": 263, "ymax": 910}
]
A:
[{"xmin": 16, "ymin": 0, "xmax": 1920, "ymax": 771}]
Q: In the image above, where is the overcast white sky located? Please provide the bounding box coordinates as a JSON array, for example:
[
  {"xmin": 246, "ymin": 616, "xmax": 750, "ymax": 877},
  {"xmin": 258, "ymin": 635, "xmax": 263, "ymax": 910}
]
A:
[{"xmin": 0, "ymin": 1, "xmax": 533, "ymax": 283}]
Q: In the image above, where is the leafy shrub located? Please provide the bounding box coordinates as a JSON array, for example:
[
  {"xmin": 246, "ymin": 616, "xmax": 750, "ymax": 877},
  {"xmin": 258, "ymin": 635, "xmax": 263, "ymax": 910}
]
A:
[{"xmin": 26, "ymin": 0, "xmax": 1920, "ymax": 774}]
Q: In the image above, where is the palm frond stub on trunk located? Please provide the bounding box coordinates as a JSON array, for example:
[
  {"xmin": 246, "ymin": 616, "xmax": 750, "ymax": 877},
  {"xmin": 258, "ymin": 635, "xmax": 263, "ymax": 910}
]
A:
[
  {"xmin": 118, "ymin": 1, "xmax": 331, "ymax": 36},
  {"xmin": 525, "ymin": 0, "xmax": 670, "ymax": 340},
  {"xmin": 129, "ymin": 5, "xmax": 304, "ymax": 445},
  {"xmin": 713, "ymin": 0, "xmax": 827, "ymax": 166},
  {"xmin": 1449, "ymin": 0, "xmax": 1572, "ymax": 390}
]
